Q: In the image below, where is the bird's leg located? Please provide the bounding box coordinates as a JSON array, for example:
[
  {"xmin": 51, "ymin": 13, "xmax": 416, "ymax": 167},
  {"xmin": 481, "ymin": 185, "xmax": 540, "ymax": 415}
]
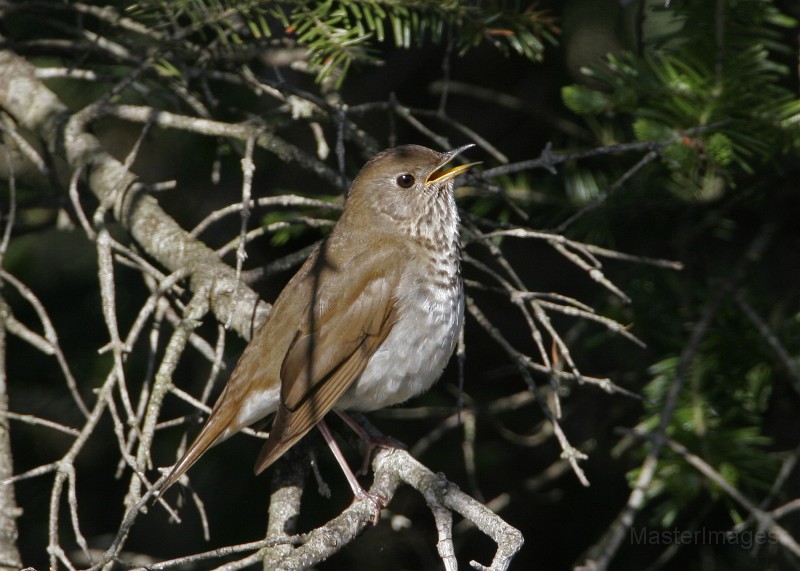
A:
[
  {"xmin": 317, "ymin": 419, "xmax": 386, "ymax": 524},
  {"xmin": 335, "ymin": 411, "xmax": 405, "ymax": 476}
]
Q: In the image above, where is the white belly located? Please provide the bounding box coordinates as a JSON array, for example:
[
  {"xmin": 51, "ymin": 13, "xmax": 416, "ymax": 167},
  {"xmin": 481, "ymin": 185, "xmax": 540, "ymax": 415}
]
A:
[
  {"xmin": 336, "ymin": 278, "xmax": 464, "ymax": 412},
  {"xmin": 235, "ymin": 267, "xmax": 463, "ymax": 426}
]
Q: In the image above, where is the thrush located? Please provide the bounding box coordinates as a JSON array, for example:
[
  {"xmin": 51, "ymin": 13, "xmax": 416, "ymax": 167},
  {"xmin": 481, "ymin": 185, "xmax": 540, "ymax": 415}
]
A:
[{"xmin": 159, "ymin": 144, "xmax": 476, "ymax": 500}]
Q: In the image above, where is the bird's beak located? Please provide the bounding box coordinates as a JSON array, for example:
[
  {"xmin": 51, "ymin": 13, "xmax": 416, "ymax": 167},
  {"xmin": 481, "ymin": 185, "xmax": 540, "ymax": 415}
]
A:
[{"xmin": 426, "ymin": 144, "xmax": 480, "ymax": 186}]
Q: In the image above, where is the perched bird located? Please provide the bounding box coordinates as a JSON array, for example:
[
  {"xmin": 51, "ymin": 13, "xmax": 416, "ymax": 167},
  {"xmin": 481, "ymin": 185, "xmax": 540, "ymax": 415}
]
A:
[{"xmin": 159, "ymin": 144, "xmax": 476, "ymax": 499}]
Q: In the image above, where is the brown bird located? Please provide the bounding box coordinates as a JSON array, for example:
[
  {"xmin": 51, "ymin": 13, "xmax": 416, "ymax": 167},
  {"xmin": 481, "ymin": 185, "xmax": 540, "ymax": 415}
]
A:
[{"xmin": 159, "ymin": 144, "xmax": 476, "ymax": 500}]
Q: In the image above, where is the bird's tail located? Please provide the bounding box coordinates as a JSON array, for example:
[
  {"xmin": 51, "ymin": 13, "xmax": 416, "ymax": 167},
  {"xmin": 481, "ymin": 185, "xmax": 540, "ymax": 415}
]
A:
[{"xmin": 156, "ymin": 412, "xmax": 233, "ymax": 496}]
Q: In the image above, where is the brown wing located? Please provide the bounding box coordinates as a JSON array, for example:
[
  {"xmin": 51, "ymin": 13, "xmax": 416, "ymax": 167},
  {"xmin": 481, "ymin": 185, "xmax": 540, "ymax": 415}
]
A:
[{"xmin": 253, "ymin": 247, "xmax": 401, "ymax": 474}]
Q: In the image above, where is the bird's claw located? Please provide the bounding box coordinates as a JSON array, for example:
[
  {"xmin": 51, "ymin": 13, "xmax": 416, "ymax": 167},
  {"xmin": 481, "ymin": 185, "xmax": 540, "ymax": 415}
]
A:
[
  {"xmin": 357, "ymin": 435, "xmax": 406, "ymax": 476},
  {"xmin": 353, "ymin": 488, "xmax": 387, "ymax": 526}
]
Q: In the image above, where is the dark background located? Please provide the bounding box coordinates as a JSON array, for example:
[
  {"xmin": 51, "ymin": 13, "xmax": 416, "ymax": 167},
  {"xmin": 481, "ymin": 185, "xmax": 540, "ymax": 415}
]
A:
[{"xmin": 2, "ymin": 1, "xmax": 800, "ymax": 570}]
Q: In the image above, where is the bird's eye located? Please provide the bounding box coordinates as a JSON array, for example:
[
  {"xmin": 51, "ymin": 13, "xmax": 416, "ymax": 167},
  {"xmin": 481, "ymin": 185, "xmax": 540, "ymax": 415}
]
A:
[{"xmin": 396, "ymin": 173, "xmax": 415, "ymax": 188}]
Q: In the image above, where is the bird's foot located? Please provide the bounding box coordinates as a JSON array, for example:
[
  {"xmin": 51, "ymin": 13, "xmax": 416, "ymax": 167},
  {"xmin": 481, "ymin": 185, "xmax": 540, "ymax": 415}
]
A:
[
  {"xmin": 352, "ymin": 487, "xmax": 388, "ymax": 526},
  {"xmin": 355, "ymin": 434, "xmax": 405, "ymax": 476},
  {"xmin": 318, "ymin": 419, "xmax": 387, "ymax": 525},
  {"xmin": 335, "ymin": 412, "xmax": 406, "ymax": 475}
]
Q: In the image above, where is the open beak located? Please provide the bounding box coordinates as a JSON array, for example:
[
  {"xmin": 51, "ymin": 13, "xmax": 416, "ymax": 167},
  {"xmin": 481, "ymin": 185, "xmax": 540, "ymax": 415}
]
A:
[{"xmin": 425, "ymin": 144, "xmax": 480, "ymax": 186}]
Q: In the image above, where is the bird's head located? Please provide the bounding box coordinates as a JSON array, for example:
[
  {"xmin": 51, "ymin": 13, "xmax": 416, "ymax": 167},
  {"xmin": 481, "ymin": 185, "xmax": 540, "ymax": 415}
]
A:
[{"xmin": 345, "ymin": 144, "xmax": 477, "ymax": 242}]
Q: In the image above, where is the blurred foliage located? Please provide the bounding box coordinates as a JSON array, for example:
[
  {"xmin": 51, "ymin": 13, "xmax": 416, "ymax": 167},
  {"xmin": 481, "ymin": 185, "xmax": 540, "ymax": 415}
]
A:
[
  {"xmin": 555, "ymin": 2, "xmax": 800, "ymax": 567},
  {"xmin": 562, "ymin": 0, "xmax": 800, "ymax": 200},
  {"xmin": 2, "ymin": 1, "xmax": 800, "ymax": 570},
  {"xmin": 130, "ymin": 0, "xmax": 558, "ymax": 86}
]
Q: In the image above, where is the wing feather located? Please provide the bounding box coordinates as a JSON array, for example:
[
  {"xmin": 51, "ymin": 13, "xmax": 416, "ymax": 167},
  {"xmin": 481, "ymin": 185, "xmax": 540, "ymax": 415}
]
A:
[{"xmin": 254, "ymin": 244, "xmax": 402, "ymax": 474}]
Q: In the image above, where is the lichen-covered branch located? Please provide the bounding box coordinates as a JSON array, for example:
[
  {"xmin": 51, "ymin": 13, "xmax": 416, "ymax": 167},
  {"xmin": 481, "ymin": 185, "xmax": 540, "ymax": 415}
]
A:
[{"xmin": 0, "ymin": 50, "xmax": 269, "ymax": 342}]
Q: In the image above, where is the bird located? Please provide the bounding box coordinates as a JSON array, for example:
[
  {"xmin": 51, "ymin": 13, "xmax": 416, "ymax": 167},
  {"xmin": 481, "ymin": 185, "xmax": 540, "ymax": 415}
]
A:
[{"xmin": 158, "ymin": 144, "xmax": 476, "ymax": 502}]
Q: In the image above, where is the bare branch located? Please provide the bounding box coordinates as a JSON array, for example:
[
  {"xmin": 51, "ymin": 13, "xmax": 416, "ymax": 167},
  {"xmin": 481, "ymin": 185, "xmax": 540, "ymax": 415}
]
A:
[
  {"xmin": 0, "ymin": 269, "xmax": 87, "ymax": 416},
  {"xmin": 0, "ymin": 51, "xmax": 270, "ymax": 342},
  {"xmin": 664, "ymin": 436, "xmax": 800, "ymax": 557},
  {"xmin": 0, "ymin": 292, "xmax": 22, "ymax": 571}
]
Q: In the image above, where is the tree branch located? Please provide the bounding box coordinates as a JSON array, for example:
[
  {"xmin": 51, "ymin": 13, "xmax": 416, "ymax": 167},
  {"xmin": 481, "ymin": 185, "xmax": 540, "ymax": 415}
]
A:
[
  {"xmin": 0, "ymin": 294, "xmax": 22, "ymax": 571},
  {"xmin": 0, "ymin": 50, "xmax": 270, "ymax": 342},
  {"xmin": 259, "ymin": 441, "xmax": 522, "ymax": 571}
]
